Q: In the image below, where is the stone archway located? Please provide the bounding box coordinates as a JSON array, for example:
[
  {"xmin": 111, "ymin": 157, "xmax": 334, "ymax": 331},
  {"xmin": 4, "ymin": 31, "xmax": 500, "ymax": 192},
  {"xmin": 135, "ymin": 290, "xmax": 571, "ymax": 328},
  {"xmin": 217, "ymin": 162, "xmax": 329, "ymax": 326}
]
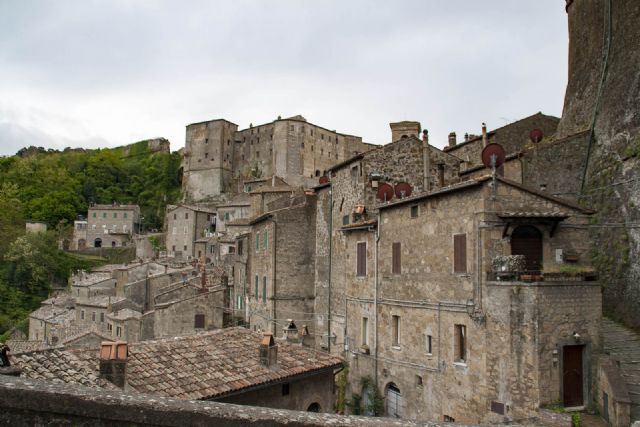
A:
[
  {"xmin": 385, "ymin": 382, "xmax": 402, "ymax": 418},
  {"xmin": 306, "ymin": 402, "xmax": 320, "ymax": 412},
  {"xmin": 94, "ymin": 238, "xmax": 102, "ymax": 248}
]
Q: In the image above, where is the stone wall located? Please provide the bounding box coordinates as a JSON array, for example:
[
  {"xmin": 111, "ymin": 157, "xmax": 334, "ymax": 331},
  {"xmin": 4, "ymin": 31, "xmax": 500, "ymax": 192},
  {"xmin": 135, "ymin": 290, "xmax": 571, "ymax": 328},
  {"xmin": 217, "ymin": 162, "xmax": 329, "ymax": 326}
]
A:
[
  {"xmin": 0, "ymin": 375, "xmax": 483, "ymax": 427},
  {"xmin": 153, "ymin": 290, "xmax": 225, "ymax": 338},
  {"xmin": 216, "ymin": 370, "xmax": 336, "ymax": 414},
  {"xmin": 555, "ymin": 0, "xmax": 640, "ymax": 329}
]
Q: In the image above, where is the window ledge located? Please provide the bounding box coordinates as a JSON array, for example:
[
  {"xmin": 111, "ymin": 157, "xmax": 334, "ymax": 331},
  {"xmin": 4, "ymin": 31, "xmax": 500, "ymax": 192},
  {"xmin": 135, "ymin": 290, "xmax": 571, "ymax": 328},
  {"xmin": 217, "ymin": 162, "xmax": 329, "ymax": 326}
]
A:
[
  {"xmin": 453, "ymin": 361, "xmax": 467, "ymax": 367},
  {"xmin": 391, "ymin": 345, "xmax": 401, "ymax": 351}
]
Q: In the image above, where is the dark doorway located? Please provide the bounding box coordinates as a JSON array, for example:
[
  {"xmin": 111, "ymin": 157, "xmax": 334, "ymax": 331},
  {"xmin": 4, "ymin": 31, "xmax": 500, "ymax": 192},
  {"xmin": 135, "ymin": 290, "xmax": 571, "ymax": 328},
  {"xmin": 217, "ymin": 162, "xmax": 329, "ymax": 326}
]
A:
[
  {"xmin": 307, "ymin": 402, "xmax": 320, "ymax": 412},
  {"xmin": 111, "ymin": 241, "xmax": 116, "ymax": 248},
  {"xmin": 94, "ymin": 238, "xmax": 102, "ymax": 248},
  {"xmin": 511, "ymin": 225, "xmax": 543, "ymax": 270},
  {"xmin": 563, "ymin": 345, "xmax": 584, "ymax": 407}
]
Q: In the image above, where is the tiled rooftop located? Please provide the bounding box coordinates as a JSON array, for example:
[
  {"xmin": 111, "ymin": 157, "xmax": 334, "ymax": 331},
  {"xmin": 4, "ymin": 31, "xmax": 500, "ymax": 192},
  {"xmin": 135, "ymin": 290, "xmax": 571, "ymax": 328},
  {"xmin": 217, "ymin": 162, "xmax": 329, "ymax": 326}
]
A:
[
  {"xmin": 126, "ymin": 327, "xmax": 343, "ymax": 400},
  {"xmin": 9, "ymin": 348, "xmax": 117, "ymax": 390}
]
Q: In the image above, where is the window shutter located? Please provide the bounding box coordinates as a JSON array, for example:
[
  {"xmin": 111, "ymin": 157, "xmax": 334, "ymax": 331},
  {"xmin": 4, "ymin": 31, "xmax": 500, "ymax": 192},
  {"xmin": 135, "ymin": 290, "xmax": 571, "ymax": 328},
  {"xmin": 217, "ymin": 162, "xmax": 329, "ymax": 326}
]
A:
[
  {"xmin": 356, "ymin": 242, "xmax": 367, "ymax": 276},
  {"xmin": 392, "ymin": 242, "xmax": 401, "ymax": 274},
  {"xmin": 454, "ymin": 234, "xmax": 467, "ymax": 273}
]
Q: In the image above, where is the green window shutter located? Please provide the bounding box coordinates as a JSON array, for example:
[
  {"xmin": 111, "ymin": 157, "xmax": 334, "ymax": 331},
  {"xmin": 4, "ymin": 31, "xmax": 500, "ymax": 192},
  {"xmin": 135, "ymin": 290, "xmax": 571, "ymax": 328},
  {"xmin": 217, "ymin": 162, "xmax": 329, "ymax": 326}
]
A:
[
  {"xmin": 113, "ymin": 213, "xmax": 117, "ymax": 218},
  {"xmin": 124, "ymin": 213, "xmax": 128, "ymax": 218},
  {"xmin": 262, "ymin": 276, "xmax": 267, "ymax": 303},
  {"xmin": 263, "ymin": 231, "xmax": 268, "ymax": 249},
  {"xmin": 103, "ymin": 213, "xmax": 106, "ymax": 218},
  {"xmin": 256, "ymin": 232, "xmax": 260, "ymax": 251},
  {"xmin": 255, "ymin": 275, "xmax": 259, "ymax": 297},
  {"xmin": 92, "ymin": 212, "xmax": 96, "ymax": 218}
]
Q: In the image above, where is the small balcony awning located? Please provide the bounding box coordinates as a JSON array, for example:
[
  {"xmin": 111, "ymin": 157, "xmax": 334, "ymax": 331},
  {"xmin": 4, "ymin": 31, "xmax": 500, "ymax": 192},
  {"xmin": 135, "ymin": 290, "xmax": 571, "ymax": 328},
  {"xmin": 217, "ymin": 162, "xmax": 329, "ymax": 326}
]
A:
[{"xmin": 497, "ymin": 211, "xmax": 570, "ymax": 237}]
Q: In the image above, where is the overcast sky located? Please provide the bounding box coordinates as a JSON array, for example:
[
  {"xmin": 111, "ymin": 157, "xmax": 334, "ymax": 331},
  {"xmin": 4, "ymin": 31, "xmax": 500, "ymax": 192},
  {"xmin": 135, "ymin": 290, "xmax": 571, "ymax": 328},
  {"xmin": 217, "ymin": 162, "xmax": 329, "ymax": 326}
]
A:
[{"xmin": 0, "ymin": 1, "xmax": 569, "ymax": 155}]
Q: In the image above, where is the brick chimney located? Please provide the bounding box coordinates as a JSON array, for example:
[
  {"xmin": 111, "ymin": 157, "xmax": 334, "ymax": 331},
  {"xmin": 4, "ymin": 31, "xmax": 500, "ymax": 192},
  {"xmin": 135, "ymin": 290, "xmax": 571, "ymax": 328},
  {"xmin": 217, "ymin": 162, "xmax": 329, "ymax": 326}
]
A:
[
  {"xmin": 448, "ymin": 132, "xmax": 457, "ymax": 147},
  {"xmin": 99, "ymin": 341, "xmax": 127, "ymax": 387},
  {"xmin": 389, "ymin": 121, "xmax": 421, "ymax": 142},
  {"xmin": 259, "ymin": 333, "xmax": 278, "ymax": 367},
  {"xmin": 283, "ymin": 319, "xmax": 299, "ymax": 343},
  {"xmin": 482, "ymin": 123, "xmax": 488, "ymax": 146}
]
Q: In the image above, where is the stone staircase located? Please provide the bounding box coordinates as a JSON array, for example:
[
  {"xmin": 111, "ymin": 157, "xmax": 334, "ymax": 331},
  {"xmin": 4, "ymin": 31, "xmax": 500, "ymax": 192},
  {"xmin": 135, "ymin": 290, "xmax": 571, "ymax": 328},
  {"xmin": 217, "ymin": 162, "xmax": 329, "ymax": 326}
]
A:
[{"xmin": 602, "ymin": 318, "xmax": 640, "ymax": 421}]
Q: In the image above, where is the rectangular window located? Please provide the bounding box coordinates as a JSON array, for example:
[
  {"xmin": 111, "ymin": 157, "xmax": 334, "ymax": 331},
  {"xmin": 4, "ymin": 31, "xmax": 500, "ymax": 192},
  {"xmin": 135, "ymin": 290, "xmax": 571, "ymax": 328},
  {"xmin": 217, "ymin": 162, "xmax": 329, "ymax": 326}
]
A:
[
  {"xmin": 282, "ymin": 383, "xmax": 290, "ymax": 396},
  {"xmin": 224, "ymin": 212, "xmax": 230, "ymax": 221},
  {"xmin": 100, "ymin": 312, "xmax": 105, "ymax": 323},
  {"xmin": 102, "ymin": 213, "xmax": 107, "ymax": 218},
  {"xmin": 185, "ymin": 212, "xmax": 189, "ymax": 219},
  {"xmin": 392, "ymin": 242, "xmax": 401, "ymax": 274},
  {"xmin": 454, "ymin": 324, "xmax": 467, "ymax": 363},
  {"xmin": 262, "ymin": 276, "xmax": 267, "ymax": 303},
  {"xmin": 356, "ymin": 242, "xmax": 367, "ymax": 277},
  {"xmin": 411, "ymin": 205, "xmax": 419, "ymax": 218},
  {"xmin": 113, "ymin": 213, "xmax": 117, "ymax": 218},
  {"xmin": 392, "ymin": 315, "xmax": 400, "ymax": 347},
  {"xmin": 255, "ymin": 275, "xmax": 259, "ymax": 297},
  {"xmin": 362, "ymin": 317, "xmax": 369, "ymax": 346},
  {"xmin": 194, "ymin": 314, "xmax": 205, "ymax": 329},
  {"xmin": 124, "ymin": 213, "xmax": 128, "ymax": 219},
  {"xmin": 92, "ymin": 212, "xmax": 96, "ymax": 218},
  {"xmin": 183, "ymin": 245, "xmax": 187, "ymax": 251},
  {"xmin": 116, "ymin": 326, "xmax": 122, "ymax": 337},
  {"xmin": 263, "ymin": 230, "xmax": 268, "ymax": 249},
  {"xmin": 453, "ymin": 234, "xmax": 467, "ymax": 273},
  {"xmin": 81, "ymin": 310, "xmax": 85, "ymax": 320},
  {"xmin": 173, "ymin": 213, "xmax": 177, "ymax": 220},
  {"xmin": 92, "ymin": 312, "xmax": 96, "ymax": 322},
  {"xmin": 238, "ymin": 240, "xmax": 243, "ymax": 255},
  {"xmin": 342, "ymin": 215, "xmax": 349, "ymax": 226},
  {"xmin": 426, "ymin": 334, "xmax": 433, "ymax": 354}
]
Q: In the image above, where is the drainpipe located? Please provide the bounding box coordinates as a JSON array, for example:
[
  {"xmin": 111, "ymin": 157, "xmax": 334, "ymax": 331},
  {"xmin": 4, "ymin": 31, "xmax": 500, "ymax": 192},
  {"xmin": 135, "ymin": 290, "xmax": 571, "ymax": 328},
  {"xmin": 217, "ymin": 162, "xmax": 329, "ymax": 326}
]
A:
[
  {"xmin": 268, "ymin": 218, "xmax": 277, "ymax": 335},
  {"xmin": 327, "ymin": 187, "xmax": 333, "ymax": 353},
  {"xmin": 374, "ymin": 209, "xmax": 381, "ymax": 386},
  {"xmin": 422, "ymin": 129, "xmax": 430, "ymax": 192}
]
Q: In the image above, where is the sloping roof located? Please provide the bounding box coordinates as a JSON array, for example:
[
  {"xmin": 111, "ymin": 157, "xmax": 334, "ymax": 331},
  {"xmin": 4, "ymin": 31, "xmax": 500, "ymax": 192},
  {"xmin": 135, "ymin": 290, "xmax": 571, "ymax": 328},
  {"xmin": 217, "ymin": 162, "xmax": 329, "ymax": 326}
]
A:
[
  {"xmin": 30, "ymin": 305, "xmax": 74, "ymax": 323},
  {"xmin": 125, "ymin": 327, "xmax": 343, "ymax": 400},
  {"xmin": 339, "ymin": 219, "xmax": 378, "ymax": 231},
  {"xmin": 378, "ymin": 175, "xmax": 594, "ymax": 214},
  {"xmin": 249, "ymin": 185, "xmax": 295, "ymax": 194},
  {"xmin": 9, "ymin": 348, "xmax": 117, "ymax": 390}
]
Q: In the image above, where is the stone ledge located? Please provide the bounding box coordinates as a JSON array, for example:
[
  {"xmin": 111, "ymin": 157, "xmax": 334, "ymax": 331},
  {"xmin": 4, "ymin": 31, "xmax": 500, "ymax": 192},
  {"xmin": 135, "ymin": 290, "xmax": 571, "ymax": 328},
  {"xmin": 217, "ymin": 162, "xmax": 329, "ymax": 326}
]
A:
[{"xmin": 0, "ymin": 375, "xmax": 523, "ymax": 426}]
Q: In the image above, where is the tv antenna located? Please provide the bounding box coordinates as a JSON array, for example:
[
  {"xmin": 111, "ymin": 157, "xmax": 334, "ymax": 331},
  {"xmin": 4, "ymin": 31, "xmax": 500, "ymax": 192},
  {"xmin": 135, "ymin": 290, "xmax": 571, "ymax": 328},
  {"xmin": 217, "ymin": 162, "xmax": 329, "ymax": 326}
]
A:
[{"xmin": 481, "ymin": 143, "xmax": 506, "ymax": 196}]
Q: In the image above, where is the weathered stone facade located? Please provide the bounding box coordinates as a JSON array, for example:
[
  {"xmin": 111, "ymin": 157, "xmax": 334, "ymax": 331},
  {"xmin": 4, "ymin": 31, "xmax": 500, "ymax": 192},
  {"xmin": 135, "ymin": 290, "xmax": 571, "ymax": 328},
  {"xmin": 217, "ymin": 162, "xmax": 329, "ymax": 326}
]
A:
[
  {"xmin": 165, "ymin": 204, "xmax": 216, "ymax": 259},
  {"xmin": 86, "ymin": 204, "xmax": 140, "ymax": 248},
  {"xmin": 181, "ymin": 115, "xmax": 374, "ymax": 203}
]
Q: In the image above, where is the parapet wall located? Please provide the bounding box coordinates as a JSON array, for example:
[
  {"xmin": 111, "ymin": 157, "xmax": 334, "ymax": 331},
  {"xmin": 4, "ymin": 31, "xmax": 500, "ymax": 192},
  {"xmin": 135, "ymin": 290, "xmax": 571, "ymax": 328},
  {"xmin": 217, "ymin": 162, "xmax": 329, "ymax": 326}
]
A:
[{"xmin": 0, "ymin": 375, "xmax": 526, "ymax": 427}]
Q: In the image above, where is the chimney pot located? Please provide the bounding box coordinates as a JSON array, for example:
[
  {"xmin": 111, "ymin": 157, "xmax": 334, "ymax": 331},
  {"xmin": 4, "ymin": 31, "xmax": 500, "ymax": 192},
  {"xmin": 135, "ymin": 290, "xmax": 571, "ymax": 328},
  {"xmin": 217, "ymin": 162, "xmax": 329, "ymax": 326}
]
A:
[
  {"xmin": 284, "ymin": 319, "xmax": 299, "ymax": 342},
  {"xmin": 448, "ymin": 132, "xmax": 457, "ymax": 147},
  {"xmin": 464, "ymin": 133, "xmax": 469, "ymax": 142},
  {"xmin": 99, "ymin": 341, "xmax": 127, "ymax": 387},
  {"xmin": 482, "ymin": 123, "xmax": 488, "ymax": 146},
  {"xmin": 259, "ymin": 333, "xmax": 278, "ymax": 367}
]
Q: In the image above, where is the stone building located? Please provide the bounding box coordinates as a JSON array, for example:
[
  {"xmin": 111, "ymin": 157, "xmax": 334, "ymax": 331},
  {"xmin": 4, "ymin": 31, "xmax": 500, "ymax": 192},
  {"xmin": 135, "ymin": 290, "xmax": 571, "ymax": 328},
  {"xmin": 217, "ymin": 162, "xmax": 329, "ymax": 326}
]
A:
[
  {"xmin": 86, "ymin": 204, "xmax": 140, "ymax": 248},
  {"xmin": 70, "ymin": 219, "xmax": 88, "ymax": 250},
  {"xmin": 181, "ymin": 115, "xmax": 375, "ymax": 202},
  {"xmin": 25, "ymin": 221, "xmax": 47, "ymax": 234},
  {"xmin": 247, "ymin": 194, "xmax": 317, "ymax": 336},
  {"xmin": 313, "ymin": 124, "xmax": 462, "ymax": 351},
  {"xmin": 165, "ymin": 204, "xmax": 216, "ymax": 259},
  {"xmin": 331, "ymin": 175, "xmax": 601, "ymax": 423}
]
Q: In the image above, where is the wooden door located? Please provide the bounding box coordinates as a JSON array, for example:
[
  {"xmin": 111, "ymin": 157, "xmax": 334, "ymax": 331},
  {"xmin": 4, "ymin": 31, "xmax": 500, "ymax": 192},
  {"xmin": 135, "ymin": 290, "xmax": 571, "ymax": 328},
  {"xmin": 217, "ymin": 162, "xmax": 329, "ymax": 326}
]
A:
[
  {"xmin": 563, "ymin": 345, "xmax": 584, "ymax": 407},
  {"xmin": 511, "ymin": 225, "xmax": 543, "ymax": 271}
]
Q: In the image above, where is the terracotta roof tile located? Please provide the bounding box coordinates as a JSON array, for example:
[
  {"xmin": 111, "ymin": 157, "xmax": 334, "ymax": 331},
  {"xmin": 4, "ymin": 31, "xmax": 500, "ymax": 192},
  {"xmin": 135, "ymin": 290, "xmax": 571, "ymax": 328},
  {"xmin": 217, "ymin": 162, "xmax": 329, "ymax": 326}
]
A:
[{"xmin": 126, "ymin": 327, "xmax": 343, "ymax": 400}]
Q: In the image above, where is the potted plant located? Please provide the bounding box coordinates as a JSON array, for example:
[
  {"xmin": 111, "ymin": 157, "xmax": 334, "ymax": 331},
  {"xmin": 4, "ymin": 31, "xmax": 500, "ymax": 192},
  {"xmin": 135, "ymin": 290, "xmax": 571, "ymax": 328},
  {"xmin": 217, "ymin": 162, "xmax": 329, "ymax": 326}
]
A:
[{"xmin": 491, "ymin": 255, "xmax": 526, "ymax": 281}]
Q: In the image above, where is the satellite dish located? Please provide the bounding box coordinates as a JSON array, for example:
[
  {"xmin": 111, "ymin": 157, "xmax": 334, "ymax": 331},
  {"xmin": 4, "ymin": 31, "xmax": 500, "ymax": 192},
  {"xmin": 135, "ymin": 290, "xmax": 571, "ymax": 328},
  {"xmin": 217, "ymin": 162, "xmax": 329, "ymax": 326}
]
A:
[
  {"xmin": 319, "ymin": 176, "xmax": 329, "ymax": 184},
  {"xmin": 377, "ymin": 183, "xmax": 394, "ymax": 202},
  {"xmin": 481, "ymin": 143, "xmax": 506, "ymax": 169},
  {"xmin": 394, "ymin": 182, "xmax": 413, "ymax": 199},
  {"xmin": 529, "ymin": 129, "xmax": 544, "ymax": 144}
]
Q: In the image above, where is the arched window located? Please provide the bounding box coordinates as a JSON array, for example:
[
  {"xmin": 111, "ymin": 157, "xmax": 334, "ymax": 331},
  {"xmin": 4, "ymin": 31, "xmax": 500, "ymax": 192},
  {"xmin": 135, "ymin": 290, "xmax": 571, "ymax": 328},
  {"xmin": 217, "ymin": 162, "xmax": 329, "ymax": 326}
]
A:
[
  {"xmin": 511, "ymin": 225, "xmax": 543, "ymax": 271},
  {"xmin": 385, "ymin": 382, "xmax": 402, "ymax": 418}
]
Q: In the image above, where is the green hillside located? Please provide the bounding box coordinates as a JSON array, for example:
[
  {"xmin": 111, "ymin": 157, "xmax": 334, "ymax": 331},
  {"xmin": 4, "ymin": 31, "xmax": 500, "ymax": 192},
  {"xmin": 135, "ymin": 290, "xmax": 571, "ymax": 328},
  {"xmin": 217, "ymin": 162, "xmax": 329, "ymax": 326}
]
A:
[{"xmin": 0, "ymin": 139, "xmax": 182, "ymax": 339}]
